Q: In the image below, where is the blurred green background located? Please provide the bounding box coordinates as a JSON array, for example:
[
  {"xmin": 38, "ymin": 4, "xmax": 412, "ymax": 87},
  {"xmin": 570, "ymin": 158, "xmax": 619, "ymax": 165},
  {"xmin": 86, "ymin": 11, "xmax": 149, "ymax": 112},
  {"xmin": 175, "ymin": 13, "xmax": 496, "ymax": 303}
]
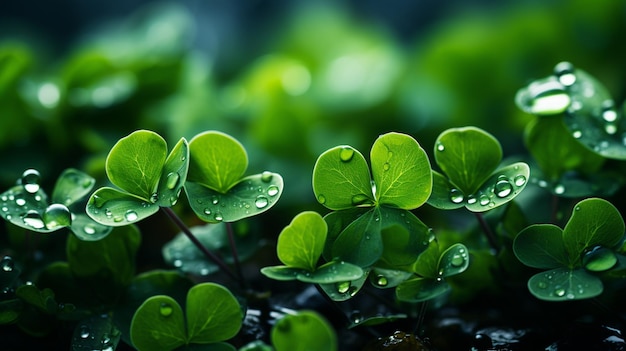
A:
[{"xmin": 1, "ymin": 0, "xmax": 625, "ymax": 215}]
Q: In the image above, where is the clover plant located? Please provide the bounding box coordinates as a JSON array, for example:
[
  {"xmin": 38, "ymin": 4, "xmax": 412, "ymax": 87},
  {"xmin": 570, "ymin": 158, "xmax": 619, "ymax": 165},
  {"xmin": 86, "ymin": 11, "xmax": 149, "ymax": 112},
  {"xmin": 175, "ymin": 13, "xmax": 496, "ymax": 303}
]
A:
[
  {"xmin": 513, "ymin": 197, "xmax": 626, "ymax": 301},
  {"xmin": 1, "ymin": 168, "xmax": 111, "ymax": 240},
  {"xmin": 261, "ymin": 211, "xmax": 363, "ymax": 284},
  {"xmin": 130, "ymin": 282, "xmax": 243, "ymax": 351},
  {"xmin": 427, "ymin": 127, "xmax": 530, "ymax": 212}
]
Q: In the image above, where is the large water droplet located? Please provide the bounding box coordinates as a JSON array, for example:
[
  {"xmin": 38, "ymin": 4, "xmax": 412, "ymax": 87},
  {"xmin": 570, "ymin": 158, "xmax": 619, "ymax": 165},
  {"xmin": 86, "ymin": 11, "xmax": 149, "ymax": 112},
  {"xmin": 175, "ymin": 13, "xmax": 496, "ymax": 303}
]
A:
[
  {"xmin": 375, "ymin": 275, "xmax": 388, "ymax": 287},
  {"xmin": 79, "ymin": 325, "xmax": 90, "ymax": 339},
  {"xmin": 521, "ymin": 80, "xmax": 571, "ymax": 115},
  {"xmin": 553, "ymin": 184, "xmax": 565, "ymax": 195},
  {"xmin": 150, "ymin": 193, "xmax": 159, "ymax": 203},
  {"xmin": 451, "ymin": 253, "xmax": 465, "ymax": 267},
  {"xmin": 213, "ymin": 211, "xmax": 223, "ymax": 222},
  {"xmin": 83, "ymin": 224, "xmax": 96, "ymax": 235},
  {"xmin": 513, "ymin": 175, "xmax": 527, "ymax": 187},
  {"xmin": 601, "ymin": 100, "xmax": 618, "ymax": 122},
  {"xmin": 494, "ymin": 179, "xmax": 513, "ymax": 198},
  {"xmin": 23, "ymin": 210, "xmax": 45, "ymax": 229},
  {"xmin": 339, "ymin": 147, "xmax": 355, "ymax": 162},
  {"xmin": 255, "ymin": 196, "xmax": 269, "ymax": 209},
  {"xmin": 15, "ymin": 195, "xmax": 26, "ymax": 207},
  {"xmin": 21, "ymin": 169, "xmax": 41, "ymax": 194},
  {"xmin": 261, "ymin": 171, "xmax": 273, "ymax": 182},
  {"xmin": 124, "ymin": 210, "xmax": 138, "ymax": 222},
  {"xmin": 436, "ymin": 142, "xmax": 445, "ymax": 152},
  {"xmin": 317, "ymin": 194, "xmax": 326, "ymax": 204},
  {"xmin": 159, "ymin": 303, "xmax": 173, "ymax": 317},
  {"xmin": 479, "ymin": 194, "xmax": 490, "ymax": 206},
  {"xmin": 267, "ymin": 185, "xmax": 279, "ymax": 197},
  {"xmin": 166, "ymin": 172, "xmax": 180, "ymax": 190},
  {"xmin": 449, "ymin": 188, "xmax": 464, "ymax": 204},
  {"xmin": 383, "ymin": 163, "xmax": 390, "ymax": 171},
  {"xmin": 336, "ymin": 281, "xmax": 350, "ymax": 294},
  {"xmin": 43, "ymin": 203, "xmax": 71, "ymax": 229},
  {"xmin": 554, "ymin": 288, "xmax": 566, "ymax": 297},
  {"xmin": 211, "ymin": 196, "xmax": 219, "ymax": 205},
  {"xmin": 583, "ymin": 246, "xmax": 617, "ymax": 272},
  {"xmin": 1, "ymin": 256, "xmax": 14, "ymax": 272},
  {"xmin": 554, "ymin": 61, "xmax": 576, "ymax": 86}
]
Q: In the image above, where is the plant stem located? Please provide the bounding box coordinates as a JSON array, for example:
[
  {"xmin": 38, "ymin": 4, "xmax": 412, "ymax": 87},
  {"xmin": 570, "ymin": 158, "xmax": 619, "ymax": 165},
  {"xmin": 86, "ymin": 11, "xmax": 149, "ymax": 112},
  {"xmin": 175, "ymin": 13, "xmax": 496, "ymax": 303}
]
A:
[
  {"xmin": 413, "ymin": 300, "xmax": 429, "ymax": 336},
  {"xmin": 225, "ymin": 222, "xmax": 246, "ymax": 287},
  {"xmin": 160, "ymin": 207, "xmax": 240, "ymax": 284},
  {"xmin": 474, "ymin": 212, "xmax": 500, "ymax": 254}
]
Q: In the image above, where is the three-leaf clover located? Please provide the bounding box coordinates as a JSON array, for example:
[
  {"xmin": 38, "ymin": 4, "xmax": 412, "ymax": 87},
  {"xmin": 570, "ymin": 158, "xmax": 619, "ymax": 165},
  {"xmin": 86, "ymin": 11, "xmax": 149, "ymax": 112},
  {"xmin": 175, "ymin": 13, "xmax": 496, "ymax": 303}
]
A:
[
  {"xmin": 427, "ymin": 126, "xmax": 530, "ymax": 212},
  {"xmin": 312, "ymin": 132, "xmax": 433, "ymax": 268},
  {"xmin": 86, "ymin": 130, "xmax": 189, "ymax": 226},
  {"xmin": 261, "ymin": 211, "xmax": 363, "ymax": 284},
  {"xmin": 513, "ymin": 198, "xmax": 625, "ymax": 301},
  {"xmin": 130, "ymin": 282, "xmax": 243, "ymax": 351},
  {"xmin": 1, "ymin": 168, "xmax": 111, "ymax": 240},
  {"xmin": 184, "ymin": 131, "xmax": 284, "ymax": 223}
]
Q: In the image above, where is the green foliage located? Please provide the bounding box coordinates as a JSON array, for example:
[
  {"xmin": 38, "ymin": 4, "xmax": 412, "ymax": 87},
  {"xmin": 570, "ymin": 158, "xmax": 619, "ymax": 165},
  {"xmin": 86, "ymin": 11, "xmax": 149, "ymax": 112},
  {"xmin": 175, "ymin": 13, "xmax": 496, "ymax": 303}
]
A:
[
  {"xmin": 86, "ymin": 130, "xmax": 189, "ymax": 226},
  {"xmin": 261, "ymin": 211, "xmax": 363, "ymax": 284},
  {"xmin": 130, "ymin": 282, "xmax": 243, "ymax": 351},
  {"xmin": 271, "ymin": 311, "xmax": 337, "ymax": 351},
  {"xmin": 427, "ymin": 127, "xmax": 530, "ymax": 212},
  {"xmin": 513, "ymin": 198, "xmax": 625, "ymax": 301}
]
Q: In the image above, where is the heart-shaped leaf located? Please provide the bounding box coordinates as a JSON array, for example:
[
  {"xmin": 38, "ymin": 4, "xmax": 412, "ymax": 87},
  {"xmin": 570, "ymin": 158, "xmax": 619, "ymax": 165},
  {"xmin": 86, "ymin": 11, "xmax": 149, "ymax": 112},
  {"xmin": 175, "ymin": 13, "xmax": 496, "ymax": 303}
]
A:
[
  {"xmin": 271, "ymin": 311, "xmax": 337, "ymax": 351},
  {"xmin": 277, "ymin": 211, "xmax": 327, "ymax": 271},
  {"xmin": 131, "ymin": 295, "xmax": 187, "ymax": 351},
  {"xmin": 513, "ymin": 224, "xmax": 569, "ymax": 269},
  {"xmin": 185, "ymin": 172, "xmax": 283, "ymax": 223},
  {"xmin": 187, "ymin": 131, "xmax": 248, "ymax": 193},
  {"xmin": 527, "ymin": 267, "xmax": 603, "ymax": 301},
  {"xmin": 186, "ymin": 283, "xmax": 243, "ymax": 343},
  {"xmin": 434, "ymin": 127, "xmax": 502, "ymax": 195},
  {"xmin": 312, "ymin": 145, "xmax": 374, "ymax": 210},
  {"xmin": 563, "ymin": 198, "xmax": 625, "ymax": 259},
  {"xmin": 370, "ymin": 132, "xmax": 432, "ymax": 209},
  {"xmin": 106, "ymin": 130, "xmax": 167, "ymax": 199}
]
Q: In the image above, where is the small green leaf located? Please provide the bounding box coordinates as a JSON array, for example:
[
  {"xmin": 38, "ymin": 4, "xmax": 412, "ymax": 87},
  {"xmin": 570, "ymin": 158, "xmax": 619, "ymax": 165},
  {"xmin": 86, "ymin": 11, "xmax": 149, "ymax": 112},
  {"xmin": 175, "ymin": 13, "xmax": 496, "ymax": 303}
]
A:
[
  {"xmin": 438, "ymin": 243, "xmax": 469, "ymax": 277},
  {"xmin": 527, "ymin": 267, "xmax": 603, "ymax": 301},
  {"xmin": 70, "ymin": 214, "xmax": 113, "ymax": 241},
  {"xmin": 312, "ymin": 145, "xmax": 374, "ymax": 210},
  {"xmin": 277, "ymin": 211, "xmax": 327, "ymax": 271},
  {"xmin": 271, "ymin": 311, "xmax": 337, "ymax": 351},
  {"xmin": 187, "ymin": 131, "xmax": 248, "ymax": 193},
  {"xmin": 297, "ymin": 261, "xmax": 363, "ymax": 284},
  {"xmin": 368, "ymin": 267, "xmax": 413, "ymax": 289},
  {"xmin": 395, "ymin": 277, "xmax": 450, "ymax": 302},
  {"xmin": 464, "ymin": 162, "xmax": 530, "ymax": 213},
  {"xmin": 412, "ymin": 240, "xmax": 440, "ymax": 278},
  {"xmin": 186, "ymin": 283, "xmax": 243, "ymax": 343},
  {"xmin": 156, "ymin": 137, "xmax": 189, "ymax": 207},
  {"xmin": 563, "ymin": 198, "xmax": 625, "ymax": 259},
  {"xmin": 513, "ymin": 224, "xmax": 569, "ymax": 269},
  {"xmin": 51, "ymin": 168, "xmax": 96, "ymax": 206},
  {"xmin": 86, "ymin": 187, "xmax": 158, "ymax": 226},
  {"xmin": 106, "ymin": 130, "xmax": 167, "ymax": 199},
  {"xmin": 331, "ymin": 208, "xmax": 383, "ymax": 267},
  {"xmin": 259, "ymin": 266, "xmax": 302, "ymax": 281},
  {"xmin": 131, "ymin": 295, "xmax": 187, "ymax": 351},
  {"xmin": 434, "ymin": 127, "xmax": 502, "ymax": 195},
  {"xmin": 0, "ymin": 185, "xmax": 59, "ymax": 233},
  {"xmin": 370, "ymin": 132, "xmax": 432, "ymax": 209}
]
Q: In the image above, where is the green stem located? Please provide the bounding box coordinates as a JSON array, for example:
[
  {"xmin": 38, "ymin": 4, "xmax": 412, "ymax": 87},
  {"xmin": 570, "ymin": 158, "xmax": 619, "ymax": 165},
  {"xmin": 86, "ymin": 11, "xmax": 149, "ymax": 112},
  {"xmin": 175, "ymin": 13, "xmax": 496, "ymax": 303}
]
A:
[
  {"xmin": 474, "ymin": 212, "xmax": 500, "ymax": 254},
  {"xmin": 413, "ymin": 300, "xmax": 429, "ymax": 337},
  {"xmin": 160, "ymin": 207, "xmax": 240, "ymax": 284},
  {"xmin": 225, "ymin": 222, "xmax": 246, "ymax": 287}
]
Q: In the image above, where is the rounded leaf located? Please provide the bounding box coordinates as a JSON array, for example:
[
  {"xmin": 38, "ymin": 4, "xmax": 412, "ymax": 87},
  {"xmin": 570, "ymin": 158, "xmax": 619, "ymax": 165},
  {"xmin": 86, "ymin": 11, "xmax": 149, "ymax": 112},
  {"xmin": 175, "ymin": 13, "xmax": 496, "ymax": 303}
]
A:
[
  {"xmin": 0, "ymin": 185, "xmax": 59, "ymax": 233},
  {"xmin": 187, "ymin": 131, "xmax": 248, "ymax": 193},
  {"xmin": 563, "ymin": 198, "xmax": 625, "ymax": 259},
  {"xmin": 370, "ymin": 132, "xmax": 432, "ymax": 209},
  {"xmin": 185, "ymin": 172, "xmax": 283, "ymax": 223},
  {"xmin": 271, "ymin": 311, "xmax": 337, "ymax": 351},
  {"xmin": 277, "ymin": 211, "xmax": 327, "ymax": 271},
  {"xmin": 318, "ymin": 269, "xmax": 370, "ymax": 301},
  {"xmin": 106, "ymin": 130, "xmax": 167, "ymax": 199},
  {"xmin": 513, "ymin": 224, "xmax": 568, "ymax": 269},
  {"xmin": 438, "ymin": 243, "xmax": 469, "ymax": 278},
  {"xmin": 297, "ymin": 260, "xmax": 363, "ymax": 284},
  {"xmin": 51, "ymin": 168, "xmax": 96, "ymax": 206},
  {"xmin": 312, "ymin": 145, "xmax": 374, "ymax": 210},
  {"xmin": 70, "ymin": 214, "xmax": 113, "ymax": 241},
  {"xmin": 527, "ymin": 267, "xmax": 603, "ymax": 301},
  {"xmin": 395, "ymin": 277, "xmax": 449, "ymax": 303},
  {"xmin": 155, "ymin": 137, "xmax": 189, "ymax": 208},
  {"xmin": 434, "ymin": 127, "xmax": 502, "ymax": 195},
  {"xmin": 130, "ymin": 296, "xmax": 186, "ymax": 351},
  {"xmin": 86, "ymin": 187, "xmax": 158, "ymax": 226},
  {"xmin": 186, "ymin": 283, "xmax": 243, "ymax": 343}
]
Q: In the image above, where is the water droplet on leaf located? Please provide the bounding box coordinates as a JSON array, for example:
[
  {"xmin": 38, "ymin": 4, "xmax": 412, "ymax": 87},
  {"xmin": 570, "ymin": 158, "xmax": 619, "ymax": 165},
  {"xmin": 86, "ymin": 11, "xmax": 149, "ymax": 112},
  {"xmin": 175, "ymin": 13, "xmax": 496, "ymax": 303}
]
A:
[
  {"xmin": 214, "ymin": 211, "xmax": 223, "ymax": 222},
  {"xmin": 43, "ymin": 203, "xmax": 71, "ymax": 229},
  {"xmin": 23, "ymin": 210, "xmax": 45, "ymax": 229},
  {"xmin": 261, "ymin": 171, "xmax": 273, "ymax": 182},
  {"xmin": 494, "ymin": 179, "xmax": 513, "ymax": 198},
  {"xmin": 339, "ymin": 147, "xmax": 355, "ymax": 162},
  {"xmin": 166, "ymin": 172, "xmax": 180, "ymax": 190},
  {"xmin": 351, "ymin": 194, "xmax": 370, "ymax": 206},
  {"xmin": 554, "ymin": 61, "xmax": 576, "ymax": 86},
  {"xmin": 317, "ymin": 194, "xmax": 326, "ymax": 204},
  {"xmin": 375, "ymin": 275, "xmax": 388, "ymax": 287},
  {"xmin": 449, "ymin": 188, "xmax": 464, "ymax": 204},
  {"xmin": 479, "ymin": 194, "xmax": 490, "ymax": 206},
  {"xmin": 21, "ymin": 169, "xmax": 41, "ymax": 194},
  {"xmin": 79, "ymin": 325, "xmax": 90, "ymax": 339},
  {"xmin": 466, "ymin": 195, "xmax": 477, "ymax": 204},
  {"xmin": 436, "ymin": 142, "xmax": 445, "ymax": 152},
  {"xmin": 383, "ymin": 163, "xmax": 390, "ymax": 171},
  {"xmin": 1, "ymin": 256, "xmax": 14, "ymax": 272},
  {"xmin": 150, "ymin": 193, "xmax": 159, "ymax": 203},
  {"xmin": 255, "ymin": 196, "xmax": 268, "ymax": 209},
  {"xmin": 513, "ymin": 175, "xmax": 527, "ymax": 187},
  {"xmin": 451, "ymin": 254, "xmax": 465, "ymax": 267},
  {"xmin": 159, "ymin": 303, "xmax": 173, "ymax": 317},
  {"xmin": 124, "ymin": 210, "xmax": 138, "ymax": 222},
  {"xmin": 336, "ymin": 281, "xmax": 350, "ymax": 294},
  {"xmin": 83, "ymin": 224, "xmax": 96, "ymax": 235},
  {"xmin": 583, "ymin": 246, "xmax": 617, "ymax": 272},
  {"xmin": 267, "ymin": 185, "xmax": 279, "ymax": 197}
]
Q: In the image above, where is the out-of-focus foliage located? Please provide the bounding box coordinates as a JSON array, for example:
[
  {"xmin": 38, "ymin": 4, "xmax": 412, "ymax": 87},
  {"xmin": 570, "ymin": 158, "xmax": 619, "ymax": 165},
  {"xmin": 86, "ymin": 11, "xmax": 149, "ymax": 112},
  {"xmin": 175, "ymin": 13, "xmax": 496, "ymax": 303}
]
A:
[{"xmin": 1, "ymin": 0, "xmax": 625, "ymax": 211}]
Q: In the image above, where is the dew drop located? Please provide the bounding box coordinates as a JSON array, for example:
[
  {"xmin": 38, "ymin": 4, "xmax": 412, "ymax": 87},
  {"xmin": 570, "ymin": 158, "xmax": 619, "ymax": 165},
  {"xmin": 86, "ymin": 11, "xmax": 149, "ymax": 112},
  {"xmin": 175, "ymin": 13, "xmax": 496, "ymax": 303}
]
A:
[
  {"xmin": 43, "ymin": 204, "xmax": 72, "ymax": 229},
  {"xmin": 375, "ymin": 275, "xmax": 388, "ymax": 287},
  {"xmin": 203, "ymin": 208, "xmax": 212, "ymax": 215},
  {"xmin": 92, "ymin": 194, "xmax": 106, "ymax": 208},
  {"xmin": 255, "ymin": 195, "xmax": 269, "ymax": 209},
  {"xmin": 267, "ymin": 185, "xmax": 279, "ymax": 197},
  {"xmin": 124, "ymin": 210, "xmax": 138, "ymax": 222},
  {"xmin": 166, "ymin": 172, "xmax": 180, "ymax": 190},
  {"xmin": 150, "ymin": 193, "xmax": 159, "ymax": 203},
  {"xmin": 449, "ymin": 188, "xmax": 464, "ymax": 204},
  {"xmin": 261, "ymin": 171, "xmax": 273, "ymax": 182},
  {"xmin": 348, "ymin": 286, "xmax": 359, "ymax": 297},
  {"xmin": 15, "ymin": 195, "xmax": 26, "ymax": 207},
  {"xmin": 537, "ymin": 281, "xmax": 547, "ymax": 289},
  {"xmin": 466, "ymin": 195, "xmax": 477, "ymax": 205},
  {"xmin": 524, "ymin": 80, "xmax": 571, "ymax": 115},
  {"xmin": 351, "ymin": 194, "xmax": 370, "ymax": 206},
  {"xmin": 554, "ymin": 288, "xmax": 566, "ymax": 297},
  {"xmin": 336, "ymin": 281, "xmax": 350, "ymax": 294},
  {"xmin": 436, "ymin": 142, "xmax": 445, "ymax": 152},
  {"xmin": 79, "ymin": 325, "xmax": 90, "ymax": 339},
  {"xmin": 601, "ymin": 100, "xmax": 618, "ymax": 122},
  {"xmin": 554, "ymin": 61, "xmax": 576, "ymax": 86},
  {"xmin": 211, "ymin": 196, "xmax": 219, "ymax": 205},
  {"xmin": 317, "ymin": 194, "xmax": 326, "ymax": 204},
  {"xmin": 383, "ymin": 163, "xmax": 390, "ymax": 171},
  {"xmin": 350, "ymin": 311, "xmax": 363, "ymax": 324},
  {"xmin": 1, "ymin": 256, "xmax": 14, "ymax": 272},
  {"xmin": 553, "ymin": 184, "xmax": 565, "ymax": 195},
  {"xmin": 159, "ymin": 303, "xmax": 173, "ymax": 317},
  {"xmin": 23, "ymin": 210, "xmax": 45, "ymax": 229},
  {"xmin": 479, "ymin": 194, "xmax": 490, "ymax": 206},
  {"xmin": 513, "ymin": 175, "xmax": 527, "ymax": 187},
  {"xmin": 21, "ymin": 169, "xmax": 41, "ymax": 194},
  {"xmin": 339, "ymin": 147, "xmax": 355, "ymax": 162},
  {"xmin": 83, "ymin": 224, "xmax": 96, "ymax": 235},
  {"xmin": 494, "ymin": 179, "xmax": 513, "ymax": 198},
  {"xmin": 450, "ymin": 254, "xmax": 465, "ymax": 267},
  {"xmin": 572, "ymin": 130, "xmax": 583, "ymax": 139},
  {"xmin": 213, "ymin": 211, "xmax": 223, "ymax": 222}
]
